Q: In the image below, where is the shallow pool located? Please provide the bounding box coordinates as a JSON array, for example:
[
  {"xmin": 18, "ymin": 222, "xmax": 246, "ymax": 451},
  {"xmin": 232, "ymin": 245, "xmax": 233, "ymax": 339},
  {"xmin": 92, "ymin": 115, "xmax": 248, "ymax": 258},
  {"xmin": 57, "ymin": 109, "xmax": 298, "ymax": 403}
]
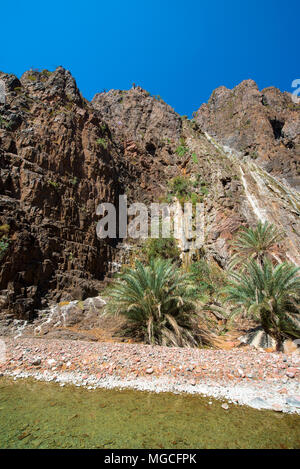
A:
[{"xmin": 0, "ymin": 377, "xmax": 299, "ymax": 448}]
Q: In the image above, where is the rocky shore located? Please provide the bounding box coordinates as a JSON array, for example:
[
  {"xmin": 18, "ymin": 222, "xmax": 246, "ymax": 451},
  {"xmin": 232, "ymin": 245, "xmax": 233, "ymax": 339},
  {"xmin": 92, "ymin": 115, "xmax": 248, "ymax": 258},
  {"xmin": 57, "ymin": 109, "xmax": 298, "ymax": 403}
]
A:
[{"xmin": 1, "ymin": 336, "xmax": 299, "ymax": 414}]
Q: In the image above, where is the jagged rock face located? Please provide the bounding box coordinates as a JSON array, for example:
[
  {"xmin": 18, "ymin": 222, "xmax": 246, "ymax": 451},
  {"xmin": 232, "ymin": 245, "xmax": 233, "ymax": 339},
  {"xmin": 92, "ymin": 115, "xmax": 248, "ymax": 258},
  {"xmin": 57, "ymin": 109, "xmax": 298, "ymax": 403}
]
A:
[
  {"xmin": 195, "ymin": 80, "xmax": 300, "ymax": 190},
  {"xmin": 0, "ymin": 73, "xmax": 186, "ymax": 319},
  {"xmin": 0, "ymin": 69, "xmax": 299, "ymax": 323},
  {"xmin": 0, "ymin": 67, "xmax": 122, "ymax": 318},
  {"xmin": 92, "ymin": 87, "xmax": 184, "ymax": 202},
  {"xmin": 92, "ymin": 89, "xmax": 252, "ymax": 265}
]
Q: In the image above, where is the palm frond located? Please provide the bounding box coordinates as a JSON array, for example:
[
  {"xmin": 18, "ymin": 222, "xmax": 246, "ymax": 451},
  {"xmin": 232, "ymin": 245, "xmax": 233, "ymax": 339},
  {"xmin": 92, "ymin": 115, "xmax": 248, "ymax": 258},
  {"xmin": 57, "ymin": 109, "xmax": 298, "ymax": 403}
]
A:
[{"xmin": 107, "ymin": 258, "xmax": 203, "ymax": 347}]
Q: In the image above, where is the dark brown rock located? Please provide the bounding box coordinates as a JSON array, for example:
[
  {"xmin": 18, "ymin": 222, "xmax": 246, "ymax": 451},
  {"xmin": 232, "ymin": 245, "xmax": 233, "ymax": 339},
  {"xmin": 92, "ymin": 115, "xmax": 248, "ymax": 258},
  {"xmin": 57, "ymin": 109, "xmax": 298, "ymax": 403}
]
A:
[
  {"xmin": 195, "ymin": 80, "xmax": 300, "ymax": 189},
  {"xmin": 0, "ymin": 67, "xmax": 121, "ymax": 318}
]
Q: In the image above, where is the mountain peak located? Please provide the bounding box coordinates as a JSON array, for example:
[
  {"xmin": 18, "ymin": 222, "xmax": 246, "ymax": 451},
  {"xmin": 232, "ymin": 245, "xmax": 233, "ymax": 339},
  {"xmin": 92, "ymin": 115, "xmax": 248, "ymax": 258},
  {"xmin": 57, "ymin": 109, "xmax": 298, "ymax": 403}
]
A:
[{"xmin": 195, "ymin": 79, "xmax": 300, "ymax": 189}]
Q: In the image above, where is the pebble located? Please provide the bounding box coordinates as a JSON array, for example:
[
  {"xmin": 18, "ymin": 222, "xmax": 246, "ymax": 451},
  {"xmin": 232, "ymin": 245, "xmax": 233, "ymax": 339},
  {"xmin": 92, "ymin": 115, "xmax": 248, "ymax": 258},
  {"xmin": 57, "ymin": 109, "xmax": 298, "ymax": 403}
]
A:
[
  {"xmin": 1, "ymin": 336, "xmax": 299, "ymax": 415},
  {"xmin": 286, "ymin": 396, "xmax": 300, "ymax": 408},
  {"xmin": 249, "ymin": 397, "xmax": 270, "ymax": 410},
  {"xmin": 47, "ymin": 359, "xmax": 56, "ymax": 366}
]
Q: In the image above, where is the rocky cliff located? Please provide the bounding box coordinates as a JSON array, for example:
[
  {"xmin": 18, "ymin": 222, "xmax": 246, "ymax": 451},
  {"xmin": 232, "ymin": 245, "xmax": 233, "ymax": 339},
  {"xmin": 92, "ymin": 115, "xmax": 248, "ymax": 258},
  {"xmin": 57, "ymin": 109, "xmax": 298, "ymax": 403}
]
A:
[
  {"xmin": 195, "ymin": 80, "xmax": 300, "ymax": 189},
  {"xmin": 0, "ymin": 67, "xmax": 123, "ymax": 318},
  {"xmin": 0, "ymin": 68, "xmax": 299, "ymax": 324}
]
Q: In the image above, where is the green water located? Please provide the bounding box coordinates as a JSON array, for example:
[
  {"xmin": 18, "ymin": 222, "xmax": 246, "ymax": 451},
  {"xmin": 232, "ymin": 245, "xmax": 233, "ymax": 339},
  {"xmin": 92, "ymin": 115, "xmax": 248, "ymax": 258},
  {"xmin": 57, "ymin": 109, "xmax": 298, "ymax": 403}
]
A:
[{"xmin": 0, "ymin": 377, "xmax": 299, "ymax": 449}]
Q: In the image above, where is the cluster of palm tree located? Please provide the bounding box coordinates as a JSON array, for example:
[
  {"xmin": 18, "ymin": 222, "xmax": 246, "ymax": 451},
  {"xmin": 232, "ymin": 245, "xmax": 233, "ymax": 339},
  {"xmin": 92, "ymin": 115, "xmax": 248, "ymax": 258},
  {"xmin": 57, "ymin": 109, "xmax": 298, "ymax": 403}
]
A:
[
  {"xmin": 108, "ymin": 258, "xmax": 205, "ymax": 347},
  {"xmin": 107, "ymin": 220, "xmax": 300, "ymax": 350},
  {"xmin": 225, "ymin": 221, "xmax": 300, "ymax": 350},
  {"xmin": 229, "ymin": 221, "xmax": 284, "ymax": 268}
]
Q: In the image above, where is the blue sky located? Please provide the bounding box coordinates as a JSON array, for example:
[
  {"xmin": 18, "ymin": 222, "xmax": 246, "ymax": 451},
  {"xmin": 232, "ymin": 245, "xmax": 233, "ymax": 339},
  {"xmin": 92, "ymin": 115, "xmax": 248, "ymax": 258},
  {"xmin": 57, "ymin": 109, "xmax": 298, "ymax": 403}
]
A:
[{"xmin": 1, "ymin": 0, "xmax": 299, "ymax": 116}]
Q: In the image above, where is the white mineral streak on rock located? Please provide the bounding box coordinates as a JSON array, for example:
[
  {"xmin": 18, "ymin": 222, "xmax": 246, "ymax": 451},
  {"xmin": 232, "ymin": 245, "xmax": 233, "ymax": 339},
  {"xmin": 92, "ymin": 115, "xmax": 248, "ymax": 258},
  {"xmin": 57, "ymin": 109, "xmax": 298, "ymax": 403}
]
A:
[
  {"xmin": 204, "ymin": 132, "xmax": 300, "ymax": 266},
  {"xmin": 13, "ymin": 320, "xmax": 28, "ymax": 339}
]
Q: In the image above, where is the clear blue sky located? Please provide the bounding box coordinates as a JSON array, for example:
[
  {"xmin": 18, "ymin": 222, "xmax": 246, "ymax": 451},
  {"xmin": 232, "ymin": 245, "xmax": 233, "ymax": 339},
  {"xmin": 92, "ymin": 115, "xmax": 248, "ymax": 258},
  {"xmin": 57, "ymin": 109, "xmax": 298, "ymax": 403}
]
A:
[{"xmin": 1, "ymin": 0, "xmax": 299, "ymax": 116}]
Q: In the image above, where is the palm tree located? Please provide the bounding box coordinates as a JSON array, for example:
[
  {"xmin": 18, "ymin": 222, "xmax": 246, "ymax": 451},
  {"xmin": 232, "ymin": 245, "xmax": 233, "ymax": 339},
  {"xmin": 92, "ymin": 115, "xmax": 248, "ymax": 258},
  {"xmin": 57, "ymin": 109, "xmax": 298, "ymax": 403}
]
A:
[
  {"xmin": 108, "ymin": 258, "xmax": 203, "ymax": 347},
  {"xmin": 224, "ymin": 260, "xmax": 300, "ymax": 350},
  {"xmin": 229, "ymin": 221, "xmax": 284, "ymax": 269}
]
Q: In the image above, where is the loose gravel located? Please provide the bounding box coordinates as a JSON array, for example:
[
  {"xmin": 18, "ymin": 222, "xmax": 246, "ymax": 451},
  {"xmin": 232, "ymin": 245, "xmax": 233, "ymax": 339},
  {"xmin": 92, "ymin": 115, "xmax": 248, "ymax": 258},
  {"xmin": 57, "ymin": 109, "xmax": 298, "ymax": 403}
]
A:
[{"xmin": 1, "ymin": 336, "xmax": 299, "ymax": 414}]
